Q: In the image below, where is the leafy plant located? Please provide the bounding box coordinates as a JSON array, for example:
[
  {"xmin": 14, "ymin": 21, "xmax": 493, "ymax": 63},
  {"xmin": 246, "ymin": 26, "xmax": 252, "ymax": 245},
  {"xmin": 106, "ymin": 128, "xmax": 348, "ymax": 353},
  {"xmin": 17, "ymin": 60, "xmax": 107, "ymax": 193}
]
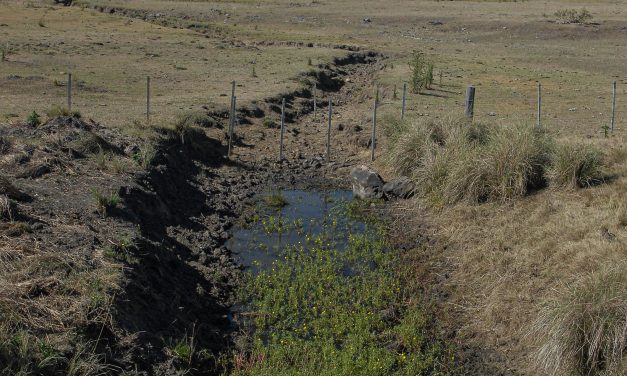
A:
[
  {"xmin": 26, "ymin": 111, "xmax": 41, "ymax": 127},
  {"xmin": 408, "ymin": 51, "xmax": 435, "ymax": 93}
]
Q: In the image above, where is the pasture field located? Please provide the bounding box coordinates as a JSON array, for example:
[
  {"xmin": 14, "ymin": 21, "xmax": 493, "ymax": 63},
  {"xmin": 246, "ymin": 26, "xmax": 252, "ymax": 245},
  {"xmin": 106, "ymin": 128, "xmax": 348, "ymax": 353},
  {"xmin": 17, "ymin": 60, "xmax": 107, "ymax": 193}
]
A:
[{"xmin": 0, "ymin": 0, "xmax": 625, "ymax": 375}]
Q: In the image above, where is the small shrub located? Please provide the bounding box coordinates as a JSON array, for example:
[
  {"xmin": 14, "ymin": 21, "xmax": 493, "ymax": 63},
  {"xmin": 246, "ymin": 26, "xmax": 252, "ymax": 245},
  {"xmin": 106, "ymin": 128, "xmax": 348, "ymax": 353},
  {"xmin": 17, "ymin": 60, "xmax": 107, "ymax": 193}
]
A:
[
  {"xmin": 93, "ymin": 190, "xmax": 120, "ymax": 217},
  {"xmin": 46, "ymin": 105, "xmax": 81, "ymax": 119},
  {"xmin": 554, "ymin": 8, "xmax": 593, "ymax": 24},
  {"xmin": 531, "ymin": 262, "xmax": 626, "ymax": 375},
  {"xmin": 548, "ymin": 143, "xmax": 602, "ymax": 188},
  {"xmin": 26, "ymin": 111, "xmax": 41, "ymax": 127}
]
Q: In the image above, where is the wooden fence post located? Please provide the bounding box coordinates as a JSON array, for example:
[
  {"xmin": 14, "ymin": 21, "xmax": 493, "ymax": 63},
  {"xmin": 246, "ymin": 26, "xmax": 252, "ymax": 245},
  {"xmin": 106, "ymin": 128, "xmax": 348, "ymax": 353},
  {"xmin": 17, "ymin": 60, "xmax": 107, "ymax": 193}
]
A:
[
  {"xmin": 67, "ymin": 73, "xmax": 72, "ymax": 111},
  {"xmin": 146, "ymin": 76, "xmax": 151, "ymax": 125},
  {"xmin": 611, "ymin": 80, "xmax": 617, "ymax": 132},
  {"xmin": 326, "ymin": 97, "xmax": 332, "ymax": 161},
  {"xmin": 313, "ymin": 83, "xmax": 317, "ymax": 121},
  {"xmin": 371, "ymin": 86, "xmax": 378, "ymax": 161},
  {"xmin": 537, "ymin": 82, "xmax": 542, "ymax": 128},
  {"xmin": 279, "ymin": 98, "xmax": 285, "ymax": 161},
  {"xmin": 228, "ymin": 96, "xmax": 236, "ymax": 157},
  {"xmin": 228, "ymin": 81, "xmax": 236, "ymax": 156},
  {"xmin": 464, "ymin": 85, "xmax": 475, "ymax": 119},
  {"xmin": 401, "ymin": 82, "xmax": 407, "ymax": 120}
]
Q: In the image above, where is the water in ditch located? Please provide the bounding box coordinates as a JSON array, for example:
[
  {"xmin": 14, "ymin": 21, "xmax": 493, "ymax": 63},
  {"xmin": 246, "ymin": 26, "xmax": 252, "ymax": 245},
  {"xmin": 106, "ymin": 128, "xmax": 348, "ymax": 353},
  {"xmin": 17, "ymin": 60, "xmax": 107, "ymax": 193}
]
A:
[{"xmin": 225, "ymin": 189, "xmax": 372, "ymax": 274}]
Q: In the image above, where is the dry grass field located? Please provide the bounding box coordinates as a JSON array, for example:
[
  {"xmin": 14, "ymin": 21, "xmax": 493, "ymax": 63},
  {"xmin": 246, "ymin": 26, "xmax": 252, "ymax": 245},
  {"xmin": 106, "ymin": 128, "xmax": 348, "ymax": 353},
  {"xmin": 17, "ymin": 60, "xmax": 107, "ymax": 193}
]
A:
[{"xmin": 1, "ymin": 0, "xmax": 626, "ymax": 374}]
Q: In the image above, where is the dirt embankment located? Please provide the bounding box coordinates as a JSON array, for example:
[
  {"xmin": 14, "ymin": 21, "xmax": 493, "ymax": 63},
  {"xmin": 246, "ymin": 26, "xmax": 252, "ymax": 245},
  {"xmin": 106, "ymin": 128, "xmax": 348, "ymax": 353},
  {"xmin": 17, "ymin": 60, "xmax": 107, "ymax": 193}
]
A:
[
  {"xmin": 0, "ymin": 49, "xmax": 385, "ymax": 375},
  {"xmin": 87, "ymin": 4, "xmax": 362, "ymax": 52}
]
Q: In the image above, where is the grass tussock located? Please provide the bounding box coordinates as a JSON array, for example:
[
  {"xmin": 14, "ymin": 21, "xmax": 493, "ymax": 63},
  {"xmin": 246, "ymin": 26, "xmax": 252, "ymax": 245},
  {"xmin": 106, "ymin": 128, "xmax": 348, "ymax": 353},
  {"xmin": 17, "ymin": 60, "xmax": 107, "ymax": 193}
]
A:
[
  {"xmin": 262, "ymin": 192, "xmax": 288, "ymax": 209},
  {"xmin": 384, "ymin": 116, "xmax": 604, "ymax": 206},
  {"xmin": 531, "ymin": 262, "xmax": 626, "ymax": 375},
  {"xmin": 93, "ymin": 189, "xmax": 120, "ymax": 217},
  {"xmin": 46, "ymin": 105, "xmax": 81, "ymax": 119},
  {"xmin": 547, "ymin": 143, "xmax": 602, "ymax": 189},
  {"xmin": 174, "ymin": 111, "xmax": 215, "ymax": 129}
]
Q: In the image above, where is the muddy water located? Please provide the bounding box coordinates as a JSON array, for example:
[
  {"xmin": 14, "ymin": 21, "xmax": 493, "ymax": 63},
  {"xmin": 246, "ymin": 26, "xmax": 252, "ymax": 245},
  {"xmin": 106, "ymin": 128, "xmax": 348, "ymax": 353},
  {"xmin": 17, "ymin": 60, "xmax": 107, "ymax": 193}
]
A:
[{"xmin": 225, "ymin": 190, "xmax": 370, "ymax": 274}]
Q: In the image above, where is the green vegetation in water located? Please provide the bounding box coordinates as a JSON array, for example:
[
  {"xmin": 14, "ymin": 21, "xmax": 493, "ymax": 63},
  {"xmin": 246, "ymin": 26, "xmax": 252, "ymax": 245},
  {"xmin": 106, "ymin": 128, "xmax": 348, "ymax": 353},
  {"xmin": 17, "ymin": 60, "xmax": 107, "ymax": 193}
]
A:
[
  {"xmin": 261, "ymin": 216, "xmax": 304, "ymax": 235},
  {"xmin": 229, "ymin": 227, "xmax": 455, "ymax": 374},
  {"xmin": 263, "ymin": 193, "xmax": 288, "ymax": 209}
]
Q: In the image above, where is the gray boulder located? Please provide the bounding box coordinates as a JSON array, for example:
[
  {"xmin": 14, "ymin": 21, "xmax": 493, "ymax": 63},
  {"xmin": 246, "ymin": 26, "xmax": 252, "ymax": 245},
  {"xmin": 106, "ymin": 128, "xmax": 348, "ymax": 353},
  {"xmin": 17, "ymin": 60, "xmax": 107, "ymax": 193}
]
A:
[
  {"xmin": 350, "ymin": 165, "xmax": 384, "ymax": 199},
  {"xmin": 383, "ymin": 176, "xmax": 414, "ymax": 199}
]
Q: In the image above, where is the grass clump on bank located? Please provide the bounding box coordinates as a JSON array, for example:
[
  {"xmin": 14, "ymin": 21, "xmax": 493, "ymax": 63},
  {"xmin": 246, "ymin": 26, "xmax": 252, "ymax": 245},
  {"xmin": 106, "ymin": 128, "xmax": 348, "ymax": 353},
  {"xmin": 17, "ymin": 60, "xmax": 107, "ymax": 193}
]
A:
[
  {"xmin": 383, "ymin": 116, "xmax": 603, "ymax": 205},
  {"xmin": 231, "ymin": 228, "xmax": 455, "ymax": 375},
  {"xmin": 46, "ymin": 106, "xmax": 81, "ymax": 119},
  {"xmin": 531, "ymin": 262, "xmax": 626, "ymax": 376},
  {"xmin": 547, "ymin": 143, "xmax": 602, "ymax": 189}
]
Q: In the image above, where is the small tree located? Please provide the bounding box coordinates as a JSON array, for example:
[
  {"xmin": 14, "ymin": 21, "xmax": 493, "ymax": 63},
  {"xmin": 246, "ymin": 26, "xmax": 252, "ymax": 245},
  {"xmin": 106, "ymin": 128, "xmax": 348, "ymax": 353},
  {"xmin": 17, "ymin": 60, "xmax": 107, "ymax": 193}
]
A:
[{"xmin": 408, "ymin": 51, "xmax": 435, "ymax": 93}]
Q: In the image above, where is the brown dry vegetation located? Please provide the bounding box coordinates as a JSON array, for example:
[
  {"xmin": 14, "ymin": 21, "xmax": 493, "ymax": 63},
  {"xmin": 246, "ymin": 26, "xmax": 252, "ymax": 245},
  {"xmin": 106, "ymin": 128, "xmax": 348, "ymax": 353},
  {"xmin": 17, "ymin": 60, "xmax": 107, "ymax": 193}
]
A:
[{"xmin": 0, "ymin": 0, "xmax": 626, "ymax": 374}]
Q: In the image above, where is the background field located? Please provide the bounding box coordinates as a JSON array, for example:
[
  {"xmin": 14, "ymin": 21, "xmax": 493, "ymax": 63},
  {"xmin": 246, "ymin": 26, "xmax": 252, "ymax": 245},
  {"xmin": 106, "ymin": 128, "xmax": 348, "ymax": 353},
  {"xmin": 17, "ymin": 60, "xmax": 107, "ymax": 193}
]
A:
[{"xmin": 1, "ymin": 0, "xmax": 626, "ymax": 374}]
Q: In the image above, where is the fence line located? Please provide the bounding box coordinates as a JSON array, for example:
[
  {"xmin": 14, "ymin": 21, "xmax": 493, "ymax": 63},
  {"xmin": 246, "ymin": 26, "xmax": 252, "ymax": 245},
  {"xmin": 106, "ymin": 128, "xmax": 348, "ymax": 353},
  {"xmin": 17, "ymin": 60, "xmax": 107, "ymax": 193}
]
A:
[{"xmin": 2, "ymin": 69, "xmax": 624, "ymax": 160}]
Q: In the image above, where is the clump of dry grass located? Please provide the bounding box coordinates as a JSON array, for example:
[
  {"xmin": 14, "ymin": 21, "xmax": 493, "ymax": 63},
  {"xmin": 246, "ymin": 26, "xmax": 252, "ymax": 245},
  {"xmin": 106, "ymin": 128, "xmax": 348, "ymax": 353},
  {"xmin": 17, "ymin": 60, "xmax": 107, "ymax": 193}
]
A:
[
  {"xmin": 548, "ymin": 143, "xmax": 603, "ymax": 189},
  {"xmin": 0, "ymin": 244, "xmax": 121, "ymax": 375},
  {"xmin": 0, "ymin": 195, "xmax": 14, "ymax": 221},
  {"xmin": 531, "ymin": 262, "xmax": 626, "ymax": 375},
  {"xmin": 385, "ymin": 116, "xmax": 555, "ymax": 205}
]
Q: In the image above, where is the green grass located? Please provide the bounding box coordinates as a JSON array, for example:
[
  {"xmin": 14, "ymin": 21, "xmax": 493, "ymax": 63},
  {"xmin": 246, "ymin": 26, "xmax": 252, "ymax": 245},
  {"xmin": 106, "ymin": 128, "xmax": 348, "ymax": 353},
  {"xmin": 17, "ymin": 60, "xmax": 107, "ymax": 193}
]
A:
[
  {"xmin": 93, "ymin": 189, "xmax": 120, "ymax": 217},
  {"xmin": 132, "ymin": 144, "xmax": 157, "ymax": 169},
  {"xmin": 103, "ymin": 236, "xmax": 136, "ymax": 264},
  {"xmin": 231, "ymin": 217, "xmax": 454, "ymax": 375}
]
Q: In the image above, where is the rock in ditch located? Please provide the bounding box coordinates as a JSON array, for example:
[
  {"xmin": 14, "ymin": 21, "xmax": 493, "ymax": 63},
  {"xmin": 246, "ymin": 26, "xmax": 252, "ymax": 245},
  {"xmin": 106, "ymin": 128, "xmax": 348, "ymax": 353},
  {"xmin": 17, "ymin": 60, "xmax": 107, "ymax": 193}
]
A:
[
  {"xmin": 383, "ymin": 176, "xmax": 414, "ymax": 199},
  {"xmin": 350, "ymin": 165, "xmax": 384, "ymax": 199}
]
